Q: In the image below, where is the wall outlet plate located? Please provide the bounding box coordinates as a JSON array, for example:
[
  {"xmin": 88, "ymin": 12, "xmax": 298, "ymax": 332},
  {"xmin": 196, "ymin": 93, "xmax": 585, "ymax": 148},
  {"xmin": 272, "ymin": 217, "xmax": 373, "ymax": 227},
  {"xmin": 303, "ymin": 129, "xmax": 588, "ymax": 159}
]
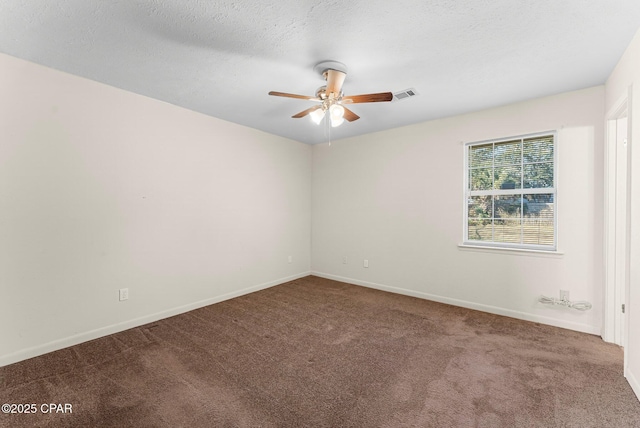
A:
[{"xmin": 119, "ymin": 288, "xmax": 129, "ymax": 301}]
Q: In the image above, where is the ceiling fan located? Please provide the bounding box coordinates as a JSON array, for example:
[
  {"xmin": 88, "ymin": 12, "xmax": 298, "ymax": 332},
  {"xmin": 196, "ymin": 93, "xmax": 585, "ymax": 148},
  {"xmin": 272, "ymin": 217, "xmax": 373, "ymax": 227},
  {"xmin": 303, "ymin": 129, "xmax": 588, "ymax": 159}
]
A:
[{"xmin": 268, "ymin": 61, "xmax": 393, "ymax": 127}]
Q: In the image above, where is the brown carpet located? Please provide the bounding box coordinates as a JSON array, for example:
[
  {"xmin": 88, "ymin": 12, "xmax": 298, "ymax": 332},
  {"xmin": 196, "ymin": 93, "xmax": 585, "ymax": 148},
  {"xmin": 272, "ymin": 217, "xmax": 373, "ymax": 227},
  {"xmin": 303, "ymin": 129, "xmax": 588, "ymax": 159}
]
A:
[{"xmin": 1, "ymin": 275, "xmax": 639, "ymax": 427}]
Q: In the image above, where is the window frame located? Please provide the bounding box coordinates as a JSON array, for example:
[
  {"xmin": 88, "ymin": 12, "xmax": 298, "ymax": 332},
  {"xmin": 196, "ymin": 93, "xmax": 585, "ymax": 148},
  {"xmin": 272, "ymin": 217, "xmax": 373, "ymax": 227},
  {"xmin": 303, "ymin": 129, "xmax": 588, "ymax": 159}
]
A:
[{"xmin": 462, "ymin": 131, "xmax": 558, "ymax": 252}]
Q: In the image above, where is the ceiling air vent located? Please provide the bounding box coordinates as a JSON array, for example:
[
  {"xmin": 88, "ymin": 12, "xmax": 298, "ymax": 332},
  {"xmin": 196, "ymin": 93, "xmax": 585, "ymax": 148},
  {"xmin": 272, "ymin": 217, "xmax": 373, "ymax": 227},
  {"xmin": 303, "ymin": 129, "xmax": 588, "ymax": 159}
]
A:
[{"xmin": 394, "ymin": 88, "xmax": 418, "ymax": 101}]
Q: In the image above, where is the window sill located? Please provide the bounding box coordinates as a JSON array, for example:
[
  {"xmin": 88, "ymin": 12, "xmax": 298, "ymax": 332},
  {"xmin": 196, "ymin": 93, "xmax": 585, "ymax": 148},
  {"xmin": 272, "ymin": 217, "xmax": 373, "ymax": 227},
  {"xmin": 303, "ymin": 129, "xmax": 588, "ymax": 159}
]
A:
[{"xmin": 458, "ymin": 244, "xmax": 564, "ymax": 257}]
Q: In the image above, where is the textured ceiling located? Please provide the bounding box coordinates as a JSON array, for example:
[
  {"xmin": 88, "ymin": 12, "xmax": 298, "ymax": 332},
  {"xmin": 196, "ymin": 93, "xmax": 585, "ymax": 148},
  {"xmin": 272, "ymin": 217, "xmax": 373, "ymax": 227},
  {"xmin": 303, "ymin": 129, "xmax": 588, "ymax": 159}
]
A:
[{"xmin": 1, "ymin": 0, "xmax": 639, "ymax": 144}]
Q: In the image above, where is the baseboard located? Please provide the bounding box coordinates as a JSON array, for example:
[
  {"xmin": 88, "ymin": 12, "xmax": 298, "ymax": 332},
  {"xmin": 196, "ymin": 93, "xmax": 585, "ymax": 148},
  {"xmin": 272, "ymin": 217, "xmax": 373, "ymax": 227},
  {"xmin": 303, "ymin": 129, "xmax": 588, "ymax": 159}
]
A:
[
  {"xmin": 626, "ymin": 366, "xmax": 640, "ymax": 402},
  {"xmin": 311, "ymin": 271, "xmax": 600, "ymax": 336},
  {"xmin": 0, "ymin": 271, "xmax": 311, "ymax": 368}
]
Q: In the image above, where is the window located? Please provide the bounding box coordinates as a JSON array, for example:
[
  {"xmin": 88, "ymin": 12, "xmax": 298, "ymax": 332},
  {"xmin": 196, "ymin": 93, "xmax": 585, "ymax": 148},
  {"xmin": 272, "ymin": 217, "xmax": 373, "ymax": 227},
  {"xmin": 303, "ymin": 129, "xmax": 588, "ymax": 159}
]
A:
[{"xmin": 464, "ymin": 132, "xmax": 556, "ymax": 251}]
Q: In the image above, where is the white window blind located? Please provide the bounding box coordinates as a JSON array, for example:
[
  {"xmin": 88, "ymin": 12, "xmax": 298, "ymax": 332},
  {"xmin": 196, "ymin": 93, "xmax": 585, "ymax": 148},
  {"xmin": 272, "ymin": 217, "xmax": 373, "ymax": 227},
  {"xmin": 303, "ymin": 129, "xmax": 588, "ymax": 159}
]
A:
[{"xmin": 464, "ymin": 133, "xmax": 556, "ymax": 250}]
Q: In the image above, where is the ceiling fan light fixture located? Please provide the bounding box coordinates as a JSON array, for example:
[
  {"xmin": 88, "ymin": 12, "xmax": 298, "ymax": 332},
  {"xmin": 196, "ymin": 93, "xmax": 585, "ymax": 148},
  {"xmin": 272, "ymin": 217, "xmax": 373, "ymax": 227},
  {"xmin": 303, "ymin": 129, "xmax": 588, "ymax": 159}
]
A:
[
  {"xmin": 309, "ymin": 108, "xmax": 325, "ymax": 124},
  {"xmin": 330, "ymin": 116, "xmax": 344, "ymax": 127},
  {"xmin": 329, "ymin": 104, "xmax": 345, "ymax": 127}
]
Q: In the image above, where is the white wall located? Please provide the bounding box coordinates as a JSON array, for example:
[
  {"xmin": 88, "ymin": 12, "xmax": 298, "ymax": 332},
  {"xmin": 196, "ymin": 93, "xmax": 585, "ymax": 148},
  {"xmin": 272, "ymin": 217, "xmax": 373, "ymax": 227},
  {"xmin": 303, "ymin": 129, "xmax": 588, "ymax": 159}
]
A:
[
  {"xmin": 312, "ymin": 86, "xmax": 604, "ymax": 334},
  {"xmin": 0, "ymin": 53, "xmax": 312, "ymax": 366},
  {"xmin": 606, "ymin": 28, "xmax": 640, "ymax": 400}
]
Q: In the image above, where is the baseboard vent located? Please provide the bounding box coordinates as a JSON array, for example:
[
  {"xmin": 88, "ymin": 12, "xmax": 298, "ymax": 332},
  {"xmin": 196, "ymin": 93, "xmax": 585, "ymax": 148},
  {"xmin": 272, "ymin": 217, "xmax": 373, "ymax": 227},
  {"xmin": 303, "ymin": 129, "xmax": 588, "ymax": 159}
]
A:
[{"xmin": 394, "ymin": 88, "xmax": 418, "ymax": 100}]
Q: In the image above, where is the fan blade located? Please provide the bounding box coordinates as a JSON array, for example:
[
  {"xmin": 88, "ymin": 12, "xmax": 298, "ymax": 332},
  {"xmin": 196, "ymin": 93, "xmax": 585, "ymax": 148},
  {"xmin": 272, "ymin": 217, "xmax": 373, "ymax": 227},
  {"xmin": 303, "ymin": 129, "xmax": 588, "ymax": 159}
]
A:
[
  {"xmin": 325, "ymin": 69, "xmax": 346, "ymax": 97},
  {"xmin": 343, "ymin": 92, "xmax": 393, "ymax": 103},
  {"xmin": 342, "ymin": 106, "xmax": 360, "ymax": 122},
  {"xmin": 269, "ymin": 91, "xmax": 321, "ymax": 101},
  {"xmin": 292, "ymin": 105, "xmax": 322, "ymax": 119}
]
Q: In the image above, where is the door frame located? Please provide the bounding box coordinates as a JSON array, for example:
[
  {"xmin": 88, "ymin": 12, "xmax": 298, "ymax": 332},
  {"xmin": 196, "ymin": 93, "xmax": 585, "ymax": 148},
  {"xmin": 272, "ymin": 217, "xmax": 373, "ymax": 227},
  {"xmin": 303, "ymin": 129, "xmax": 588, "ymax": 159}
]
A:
[{"xmin": 603, "ymin": 88, "xmax": 631, "ymax": 346}]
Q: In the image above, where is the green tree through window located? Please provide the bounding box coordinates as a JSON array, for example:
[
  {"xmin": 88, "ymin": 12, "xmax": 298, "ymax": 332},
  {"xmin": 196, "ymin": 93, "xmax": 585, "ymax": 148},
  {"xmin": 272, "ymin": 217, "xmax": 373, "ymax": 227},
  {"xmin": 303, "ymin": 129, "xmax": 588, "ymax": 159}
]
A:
[{"xmin": 465, "ymin": 134, "xmax": 556, "ymax": 250}]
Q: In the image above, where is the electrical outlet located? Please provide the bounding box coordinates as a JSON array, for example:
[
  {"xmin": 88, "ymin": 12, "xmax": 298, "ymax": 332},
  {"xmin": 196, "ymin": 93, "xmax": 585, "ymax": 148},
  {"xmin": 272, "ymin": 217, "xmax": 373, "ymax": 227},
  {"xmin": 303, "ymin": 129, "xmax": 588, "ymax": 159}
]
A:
[
  {"xmin": 119, "ymin": 288, "xmax": 129, "ymax": 301},
  {"xmin": 288, "ymin": 255, "xmax": 292, "ymax": 264},
  {"xmin": 560, "ymin": 290, "xmax": 569, "ymax": 301},
  {"xmin": 343, "ymin": 256, "xmax": 347, "ymax": 264},
  {"xmin": 364, "ymin": 259, "xmax": 369, "ymax": 268}
]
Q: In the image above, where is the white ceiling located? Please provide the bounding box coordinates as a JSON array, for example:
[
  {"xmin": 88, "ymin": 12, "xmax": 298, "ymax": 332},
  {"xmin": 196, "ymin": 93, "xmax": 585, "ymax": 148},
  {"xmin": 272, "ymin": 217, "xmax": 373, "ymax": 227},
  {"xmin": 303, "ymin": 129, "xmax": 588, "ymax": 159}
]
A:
[{"xmin": 1, "ymin": 1, "xmax": 639, "ymax": 145}]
